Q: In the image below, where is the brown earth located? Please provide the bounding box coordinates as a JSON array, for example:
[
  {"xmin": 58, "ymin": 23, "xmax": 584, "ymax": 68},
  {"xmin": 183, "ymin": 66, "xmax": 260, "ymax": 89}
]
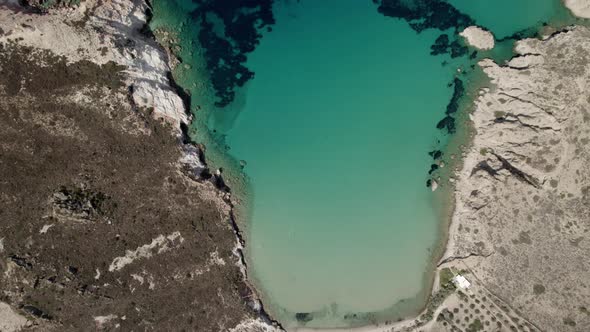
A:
[{"xmin": 0, "ymin": 41, "xmax": 260, "ymax": 331}]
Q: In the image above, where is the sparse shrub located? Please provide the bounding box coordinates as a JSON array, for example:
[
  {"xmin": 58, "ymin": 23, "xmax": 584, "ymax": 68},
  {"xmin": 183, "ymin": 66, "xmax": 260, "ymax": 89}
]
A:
[
  {"xmin": 439, "ymin": 268, "xmax": 455, "ymax": 287},
  {"xmin": 563, "ymin": 317, "xmax": 577, "ymax": 327},
  {"xmin": 494, "ymin": 111, "xmax": 506, "ymax": 118},
  {"xmin": 467, "ymin": 318, "xmax": 484, "ymax": 332}
]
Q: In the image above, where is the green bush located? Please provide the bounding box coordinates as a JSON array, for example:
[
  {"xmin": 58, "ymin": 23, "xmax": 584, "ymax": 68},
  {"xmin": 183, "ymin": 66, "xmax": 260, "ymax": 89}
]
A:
[
  {"xmin": 467, "ymin": 318, "xmax": 484, "ymax": 332},
  {"xmin": 439, "ymin": 268, "xmax": 455, "ymax": 287}
]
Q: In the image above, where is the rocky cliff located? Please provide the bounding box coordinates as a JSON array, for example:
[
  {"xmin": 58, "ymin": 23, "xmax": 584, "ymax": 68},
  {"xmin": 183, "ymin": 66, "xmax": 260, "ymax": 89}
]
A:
[{"xmin": 0, "ymin": 1, "xmax": 279, "ymax": 331}]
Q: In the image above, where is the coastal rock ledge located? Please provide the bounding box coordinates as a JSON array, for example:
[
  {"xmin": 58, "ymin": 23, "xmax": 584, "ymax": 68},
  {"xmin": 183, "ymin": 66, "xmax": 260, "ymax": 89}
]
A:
[
  {"xmin": 459, "ymin": 26, "xmax": 495, "ymax": 50},
  {"xmin": 564, "ymin": 0, "xmax": 590, "ymax": 18},
  {"xmin": 441, "ymin": 26, "xmax": 590, "ymax": 331}
]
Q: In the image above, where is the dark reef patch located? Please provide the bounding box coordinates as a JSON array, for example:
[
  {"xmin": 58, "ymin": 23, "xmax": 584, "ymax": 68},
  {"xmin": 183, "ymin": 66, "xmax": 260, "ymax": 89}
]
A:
[
  {"xmin": 295, "ymin": 312, "xmax": 313, "ymax": 323},
  {"xmin": 429, "ymin": 150, "xmax": 443, "ymax": 160},
  {"xmin": 377, "ymin": 0, "xmax": 474, "ymax": 33},
  {"xmin": 375, "ymin": 0, "xmax": 472, "ymax": 176},
  {"xmin": 428, "ymin": 164, "xmax": 439, "ymax": 175},
  {"xmin": 430, "ymin": 34, "xmax": 469, "ymax": 58},
  {"xmin": 0, "ymin": 41, "xmax": 267, "ymax": 331},
  {"xmin": 496, "ymin": 23, "xmax": 548, "ymax": 43},
  {"xmin": 375, "ymin": 0, "xmax": 474, "ymax": 59},
  {"xmin": 190, "ymin": 0, "xmax": 275, "ymax": 107},
  {"xmin": 436, "ymin": 77, "xmax": 464, "ymax": 134}
]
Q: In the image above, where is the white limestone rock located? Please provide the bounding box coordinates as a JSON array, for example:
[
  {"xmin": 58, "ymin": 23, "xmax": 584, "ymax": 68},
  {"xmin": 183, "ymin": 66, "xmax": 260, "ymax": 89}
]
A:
[
  {"xmin": 460, "ymin": 26, "xmax": 495, "ymax": 50},
  {"xmin": 564, "ymin": 0, "xmax": 590, "ymax": 18},
  {"xmin": 0, "ymin": 0, "xmax": 188, "ymax": 134},
  {"xmin": 179, "ymin": 144, "xmax": 207, "ymax": 177},
  {"xmin": 228, "ymin": 318, "xmax": 283, "ymax": 332},
  {"xmin": 0, "ymin": 302, "xmax": 27, "ymax": 332}
]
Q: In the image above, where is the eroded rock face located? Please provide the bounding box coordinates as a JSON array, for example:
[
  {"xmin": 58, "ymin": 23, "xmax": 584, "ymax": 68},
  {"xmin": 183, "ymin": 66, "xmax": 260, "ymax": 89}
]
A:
[
  {"xmin": 0, "ymin": 0, "xmax": 189, "ymax": 133},
  {"xmin": 459, "ymin": 26, "xmax": 495, "ymax": 50},
  {"xmin": 445, "ymin": 26, "xmax": 590, "ymax": 331}
]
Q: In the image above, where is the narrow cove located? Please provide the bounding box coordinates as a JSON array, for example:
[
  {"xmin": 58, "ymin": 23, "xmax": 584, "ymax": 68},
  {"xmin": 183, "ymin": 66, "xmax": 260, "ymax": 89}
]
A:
[
  {"xmin": 213, "ymin": 1, "xmax": 473, "ymax": 326},
  {"xmin": 149, "ymin": 0, "xmax": 582, "ymax": 329},
  {"xmin": 226, "ymin": 2, "xmax": 451, "ymax": 327}
]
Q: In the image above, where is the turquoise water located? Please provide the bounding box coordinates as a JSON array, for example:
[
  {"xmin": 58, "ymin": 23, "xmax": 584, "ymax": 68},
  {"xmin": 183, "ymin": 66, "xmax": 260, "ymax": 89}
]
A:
[
  {"xmin": 450, "ymin": 0, "xmax": 580, "ymax": 63},
  {"xmin": 224, "ymin": 2, "xmax": 454, "ymax": 326},
  {"xmin": 150, "ymin": 0, "xmax": 580, "ymax": 328},
  {"xmin": 449, "ymin": 0, "xmax": 573, "ymax": 38}
]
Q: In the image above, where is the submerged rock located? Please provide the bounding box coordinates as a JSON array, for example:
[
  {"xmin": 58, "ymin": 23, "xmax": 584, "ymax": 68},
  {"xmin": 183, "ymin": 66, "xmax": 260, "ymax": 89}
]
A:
[
  {"xmin": 429, "ymin": 150, "xmax": 443, "ymax": 160},
  {"xmin": 295, "ymin": 312, "xmax": 313, "ymax": 323},
  {"xmin": 430, "ymin": 33, "xmax": 469, "ymax": 58},
  {"xmin": 191, "ymin": 0, "xmax": 275, "ymax": 107},
  {"xmin": 436, "ymin": 77, "xmax": 466, "ymax": 134},
  {"xmin": 377, "ymin": 0, "xmax": 474, "ymax": 58}
]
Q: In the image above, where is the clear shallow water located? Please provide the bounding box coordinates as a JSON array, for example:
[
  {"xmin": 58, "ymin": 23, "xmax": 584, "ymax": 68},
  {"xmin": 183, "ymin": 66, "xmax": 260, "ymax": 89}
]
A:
[
  {"xmin": 449, "ymin": 0, "xmax": 574, "ymax": 38},
  {"xmin": 150, "ymin": 0, "xmax": 579, "ymax": 328},
  {"xmin": 225, "ymin": 2, "xmax": 453, "ymax": 326}
]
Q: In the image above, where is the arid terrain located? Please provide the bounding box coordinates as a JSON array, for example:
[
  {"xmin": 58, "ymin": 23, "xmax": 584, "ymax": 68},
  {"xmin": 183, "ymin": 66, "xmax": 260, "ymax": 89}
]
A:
[
  {"xmin": 0, "ymin": 1, "xmax": 279, "ymax": 331},
  {"xmin": 434, "ymin": 25, "xmax": 590, "ymax": 332},
  {"xmin": 1, "ymin": 1, "xmax": 590, "ymax": 332}
]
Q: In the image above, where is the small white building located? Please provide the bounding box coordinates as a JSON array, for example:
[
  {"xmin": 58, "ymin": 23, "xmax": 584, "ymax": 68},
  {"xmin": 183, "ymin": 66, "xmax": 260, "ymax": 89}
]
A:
[{"xmin": 452, "ymin": 275, "xmax": 471, "ymax": 289}]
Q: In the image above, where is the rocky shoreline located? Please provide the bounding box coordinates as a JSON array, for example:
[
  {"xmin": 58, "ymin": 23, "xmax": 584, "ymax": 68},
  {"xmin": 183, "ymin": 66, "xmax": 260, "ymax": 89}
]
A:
[
  {"xmin": 299, "ymin": 5, "xmax": 590, "ymax": 332},
  {"xmin": 0, "ymin": 0, "xmax": 280, "ymax": 330},
  {"xmin": 2, "ymin": 0, "xmax": 590, "ymax": 331},
  {"xmin": 437, "ymin": 24, "xmax": 590, "ymax": 331},
  {"xmin": 374, "ymin": 12, "xmax": 590, "ymax": 332}
]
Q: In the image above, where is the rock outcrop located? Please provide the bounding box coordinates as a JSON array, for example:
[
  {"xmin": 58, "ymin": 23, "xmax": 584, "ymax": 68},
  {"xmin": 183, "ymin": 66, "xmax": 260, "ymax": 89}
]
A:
[
  {"xmin": 0, "ymin": 302, "xmax": 27, "ymax": 332},
  {"xmin": 0, "ymin": 0, "xmax": 188, "ymax": 132},
  {"xmin": 564, "ymin": 0, "xmax": 590, "ymax": 18},
  {"xmin": 443, "ymin": 26, "xmax": 590, "ymax": 331},
  {"xmin": 459, "ymin": 26, "xmax": 495, "ymax": 50}
]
